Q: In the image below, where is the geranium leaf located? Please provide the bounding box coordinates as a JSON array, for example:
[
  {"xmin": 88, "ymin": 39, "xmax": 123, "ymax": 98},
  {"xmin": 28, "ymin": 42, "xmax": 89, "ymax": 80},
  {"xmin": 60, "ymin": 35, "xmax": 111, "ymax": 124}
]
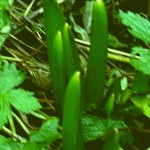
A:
[
  {"xmin": 0, "ymin": 61, "xmax": 25, "ymax": 94},
  {"xmin": 82, "ymin": 115, "xmax": 127, "ymax": 142},
  {"xmin": 131, "ymin": 95, "xmax": 150, "ymax": 118},
  {"xmin": 9, "ymin": 89, "xmax": 41, "ymax": 114},
  {"xmin": 119, "ymin": 10, "xmax": 150, "ymax": 44},
  {"xmin": 30, "ymin": 118, "xmax": 60, "ymax": 144},
  {"xmin": 130, "ymin": 47, "xmax": 150, "ymax": 75}
]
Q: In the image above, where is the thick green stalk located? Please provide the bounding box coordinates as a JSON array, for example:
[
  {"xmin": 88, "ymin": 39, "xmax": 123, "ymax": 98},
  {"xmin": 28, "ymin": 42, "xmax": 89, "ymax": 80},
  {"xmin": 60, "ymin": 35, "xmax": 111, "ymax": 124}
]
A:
[
  {"xmin": 105, "ymin": 94, "xmax": 115, "ymax": 117},
  {"xmin": 43, "ymin": 0, "xmax": 65, "ymax": 56},
  {"xmin": 102, "ymin": 128, "xmax": 120, "ymax": 150},
  {"xmin": 63, "ymin": 71, "xmax": 84, "ymax": 150},
  {"xmin": 51, "ymin": 31, "xmax": 66, "ymax": 117},
  {"xmin": 84, "ymin": 0, "xmax": 108, "ymax": 108},
  {"xmin": 43, "ymin": 0, "xmax": 66, "ymax": 116},
  {"xmin": 62, "ymin": 23, "xmax": 81, "ymax": 81}
]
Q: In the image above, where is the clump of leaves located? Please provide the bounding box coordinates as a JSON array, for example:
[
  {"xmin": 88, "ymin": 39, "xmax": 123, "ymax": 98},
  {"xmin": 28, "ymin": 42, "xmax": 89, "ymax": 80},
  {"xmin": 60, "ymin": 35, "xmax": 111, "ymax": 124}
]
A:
[
  {"xmin": 0, "ymin": 60, "xmax": 41, "ymax": 128},
  {"xmin": 119, "ymin": 11, "xmax": 150, "ymax": 121}
]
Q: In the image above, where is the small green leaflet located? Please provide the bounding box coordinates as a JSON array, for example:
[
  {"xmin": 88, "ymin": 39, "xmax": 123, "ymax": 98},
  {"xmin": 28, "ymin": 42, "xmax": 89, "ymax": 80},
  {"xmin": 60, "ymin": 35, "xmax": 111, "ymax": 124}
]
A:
[
  {"xmin": 130, "ymin": 47, "xmax": 150, "ymax": 75},
  {"xmin": 83, "ymin": 1, "xmax": 93, "ymax": 34},
  {"xmin": 120, "ymin": 76, "xmax": 128, "ymax": 90},
  {"xmin": 30, "ymin": 118, "xmax": 60, "ymax": 144},
  {"xmin": 108, "ymin": 34, "xmax": 127, "ymax": 49},
  {"xmin": 69, "ymin": 14, "xmax": 89, "ymax": 41},
  {"xmin": 131, "ymin": 95, "xmax": 150, "ymax": 118},
  {"xmin": 119, "ymin": 10, "xmax": 150, "ymax": 44},
  {"xmin": 82, "ymin": 115, "xmax": 127, "ymax": 142},
  {"xmin": 0, "ymin": 61, "xmax": 41, "ymax": 128}
]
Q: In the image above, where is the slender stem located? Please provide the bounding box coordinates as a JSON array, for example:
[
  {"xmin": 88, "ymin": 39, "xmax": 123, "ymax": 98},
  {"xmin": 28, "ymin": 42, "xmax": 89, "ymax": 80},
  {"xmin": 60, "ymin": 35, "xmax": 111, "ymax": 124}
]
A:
[
  {"xmin": 24, "ymin": 0, "xmax": 36, "ymax": 17},
  {"xmin": 2, "ymin": 126, "xmax": 27, "ymax": 143},
  {"xmin": 9, "ymin": 116, "xmax": 16, "ymax": 135},
  {"xmin": 10, "ymin": 34, "xmax": 37, "ymax": 51},
  {"xmin": 108, "ymin": 53, "xmax": 130, "ymax": 63},
  {"xmin": 12, "ymin": 112, "xmax": 30, "ymax": 135},
  {"xmin": 0, "ymin": 55, "xmax": 23, "ymax": 62},
  {"xmin": 1, "ymin": 39, "xmax": 140, "ymax": 64},
  {"xmin": 30, "ymin": 111, "xmax": 47, "ymax": 120},
  {"xmin": 38, "ymin": 110, "xmax": 51, "ymax": 119},
  {"xmin": 75, "ymin": 38, "xmax": 141, "ymax": 61}
]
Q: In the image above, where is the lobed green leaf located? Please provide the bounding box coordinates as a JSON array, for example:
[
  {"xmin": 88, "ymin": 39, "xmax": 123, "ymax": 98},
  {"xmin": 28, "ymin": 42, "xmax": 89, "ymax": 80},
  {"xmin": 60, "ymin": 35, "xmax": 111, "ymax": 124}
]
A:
[
  {"xmin": 119, "ymin": 10, "xmax": 150, "ymax": 44},
  {"xmin": 130, "ymin": 47, "xmax": 150, "ymax": 75},
  {"xmin": 30, "ymin": 118, "xmax": 60, "ymax": 144},
  {"xmin": 0, "ymin": 61, "xmax": 25, "ymax": 94},
  {"xmin": 131, "ymin": 95, "xmax": 150, "ymax": 118},
  {"xmin": 82, "ymin": 115, "xmax": 127, "ymax": 142},
  {"xmin": 9, "ymin": 89, "xmax": 41, "ymax": 114}
]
